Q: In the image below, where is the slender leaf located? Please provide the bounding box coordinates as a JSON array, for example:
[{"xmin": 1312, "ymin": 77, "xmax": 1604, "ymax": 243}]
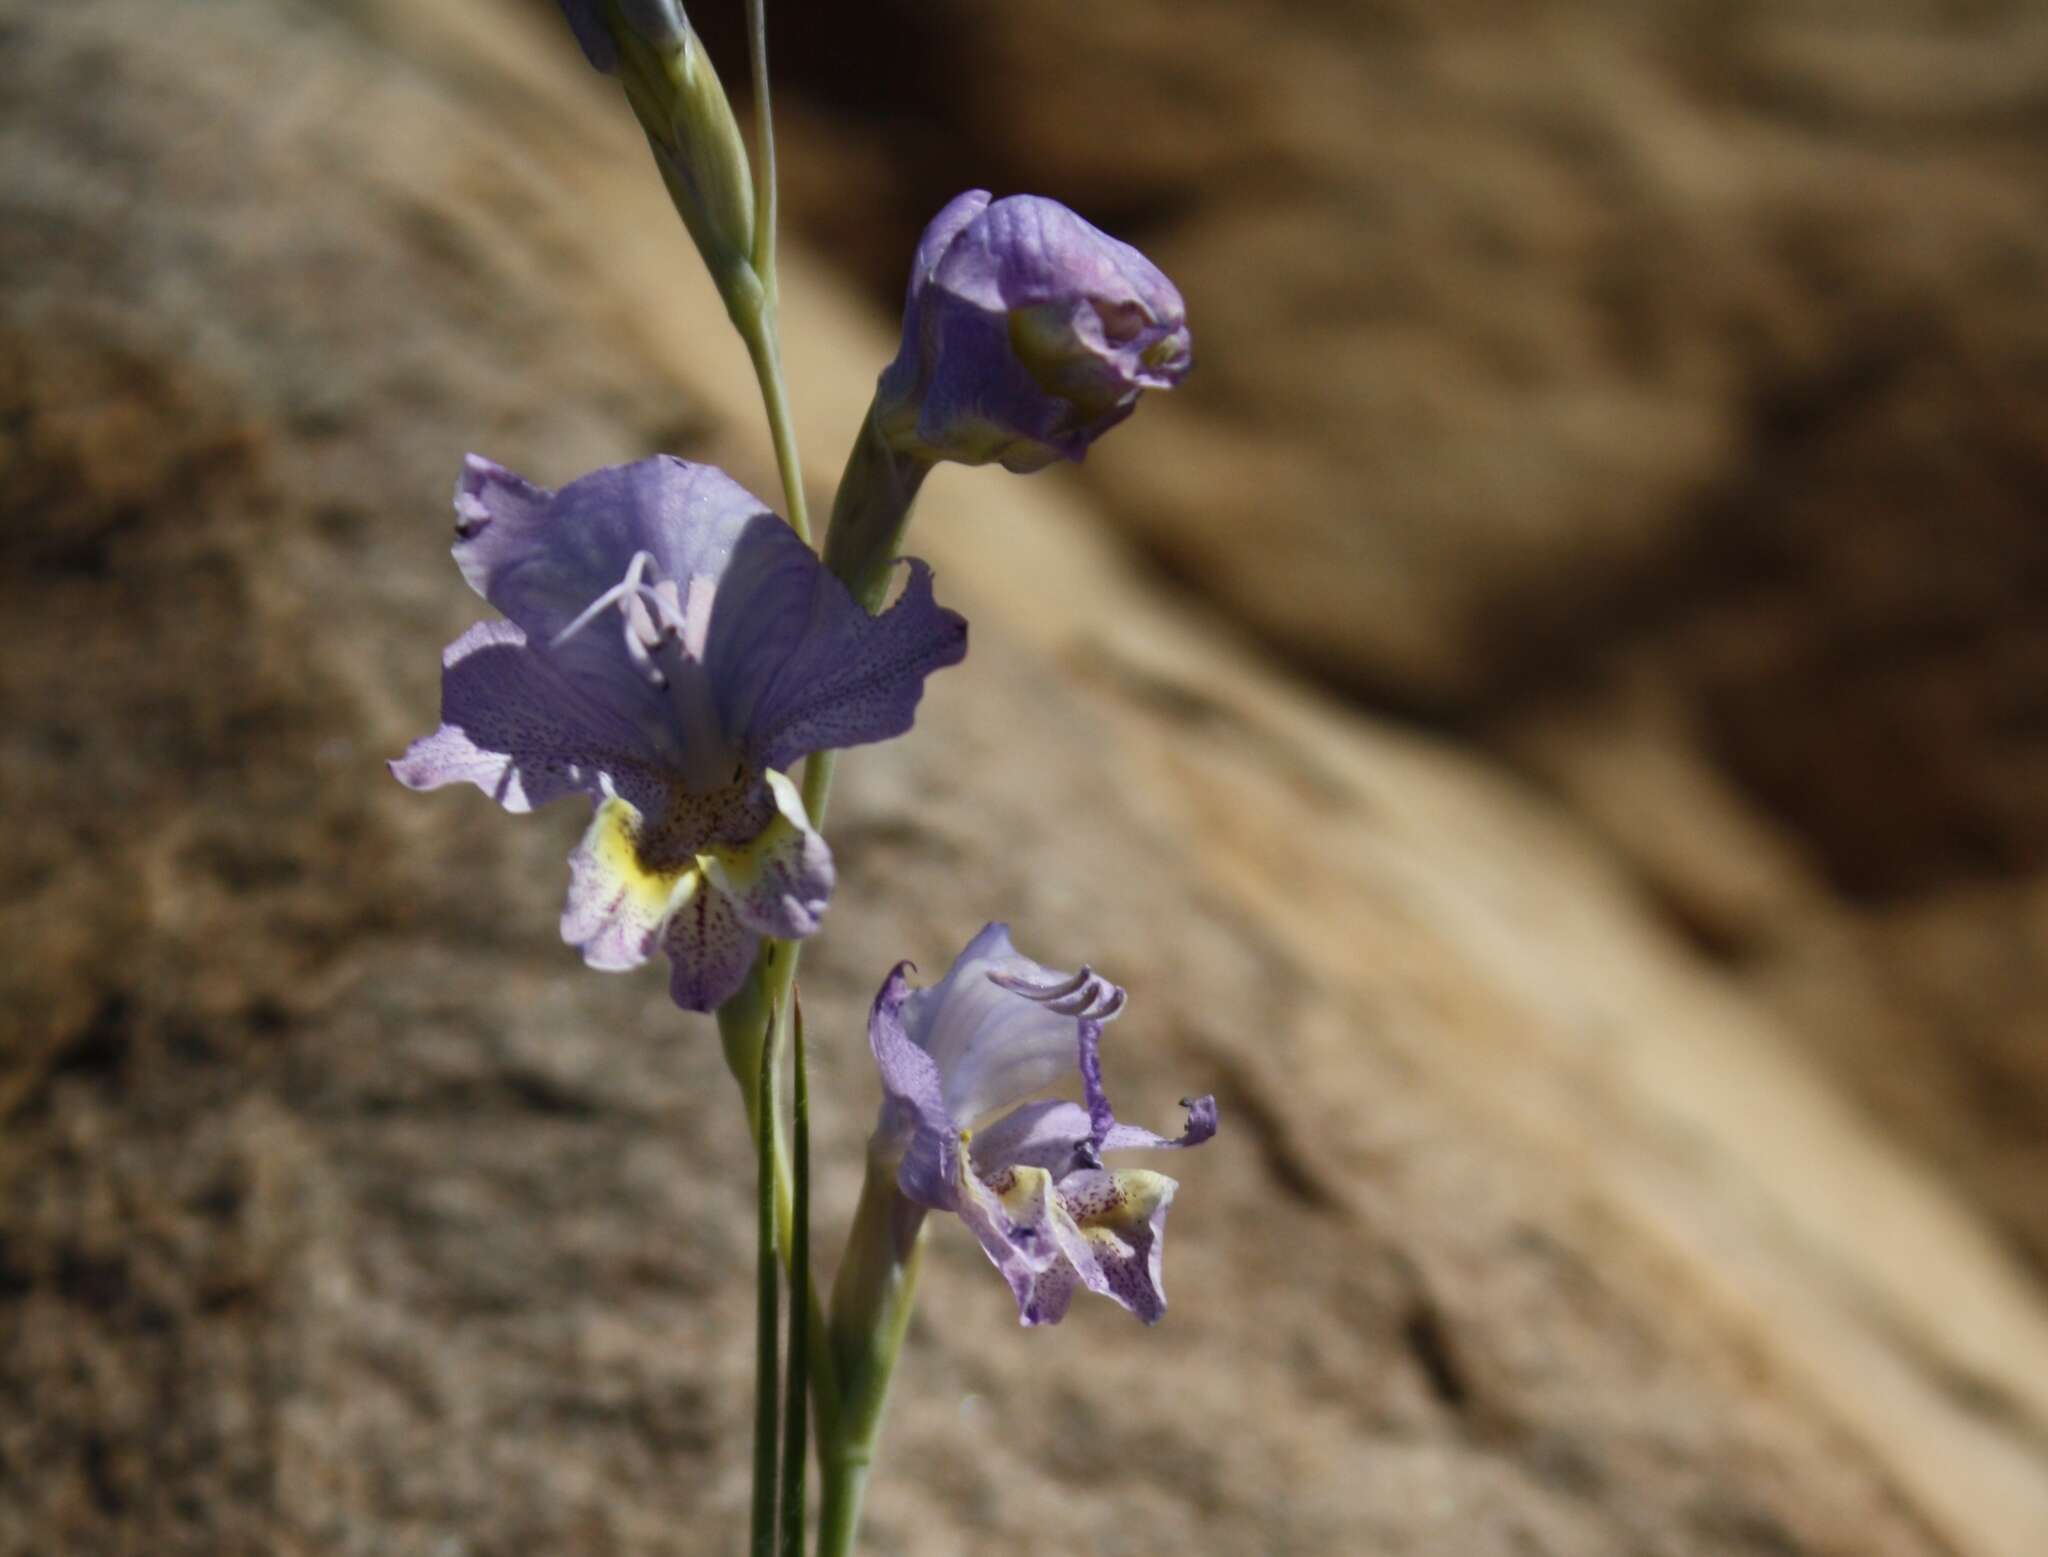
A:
[{"xmin": 751, "ymin": 1008, "xmax": 781, "ymax": 1557}]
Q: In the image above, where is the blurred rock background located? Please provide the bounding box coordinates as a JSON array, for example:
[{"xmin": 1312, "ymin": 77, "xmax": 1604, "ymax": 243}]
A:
[
  {"xmin": 4, "ymin": 1, "xmax": 2047, "ymax": 1554},
  {"xmin": 711, "ymin": 0, "xmax": 2048, "ymax": 1287}
]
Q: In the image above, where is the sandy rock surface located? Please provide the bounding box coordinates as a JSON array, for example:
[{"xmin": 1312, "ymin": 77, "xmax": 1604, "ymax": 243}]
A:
[
  {"xmin": 737, "ymin": 0, "xmax": 2048, "ymax": 1321},
  {"xmin": 4, "ymin": 3, "xmax": 2047, "ymax": 1556}
]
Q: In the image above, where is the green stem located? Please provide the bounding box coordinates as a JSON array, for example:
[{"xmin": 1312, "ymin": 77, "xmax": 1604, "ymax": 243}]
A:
[
  {"xmin": 750, "ymin": 1014, "xmax": 782, "ymax": 1557},
  {"xmin": 720, "ymin": 989, "xmax": 842, "ymax": 1452},
  {"xmin": 816, "ymin": 1161, "xmax": 927, "ymax": 1557},
  {"xmin": 813, "ymin": 1454, "xmax": 871, "ymax": 1557},
  {"xmin": 739, "ymin": 316, "xmax": 811, "ymax": 547},
  {"xmin": 821, "ymin": 411, "xmax": 932, "ymax": 614},
  {"xmin": 778, "ymin": 1002, "xmax": 811, "ymax": 1556}
]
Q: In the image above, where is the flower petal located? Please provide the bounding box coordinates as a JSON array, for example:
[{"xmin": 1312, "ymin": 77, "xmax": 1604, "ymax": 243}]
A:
[
  {"xmin": 1078, "ymin": 1018, "xmax": 1221, "ymax": 1153},
  {"xmin": 706, "ymin": 513, "xmax": 967, "ymax": 773},
  {"xmin": 390, "ymin": 619, "xmax": 671, "ymax": 816},
  {"xmin": 968, "ymin": 1099, "xmax": 1094, "ymax": 1177},
  {"xmin": 956, "ymin": 1164, "xmax": 1098, "ymax": 1328},
  {"xmin": 1057, "ymin": 1167, "xmax": 1179, "ymax": 1325},
  {"xmin": 876, "ymin": 194, "xmax": 1192, "ymax": 471},
  {"xmin": 903, "ymin": 189, "xmax": 991, "ymax": 315},
  {"xmin": 699, "ymin": 769, "xmax": 834, "ymax": 939},
  {"xmin": 868, "ymin": 963, "xmax": 957, "ymax": 1207},
  {"xmin": 561, "ymin": 794, "xmax": 694, "ymax": 972},
  {"xmin": 903, "ymin": 923, "xmax": 1101, "ymax": 1126},
  {"xmin": 453, "ymin": 454, "xmax": 767, "ymax": 653},
  {"xmin": 660, "ymin": 869, "xmax": 760, "ymax": 1013}
]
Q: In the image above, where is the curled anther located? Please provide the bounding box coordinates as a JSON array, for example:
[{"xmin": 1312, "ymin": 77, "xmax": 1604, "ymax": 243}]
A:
[
  {"xmin": 988, "ymin": 963, "xmax": 1128, "ymax": 1022},
  {"xmin": 990, "ymin": 964, "xmax": 1090, "ymax": 1003}
]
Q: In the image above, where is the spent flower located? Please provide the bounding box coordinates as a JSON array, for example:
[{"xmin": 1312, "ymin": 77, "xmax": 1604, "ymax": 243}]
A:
[
  {"xmin": 393, "ymin": 455, "xmax": 966, "ymax": 1011},
  {"xmin": 867, "ymin": 925, "xmax": 1216, "ymax": 1324},
  {"xmin": 873, "ymin": 191, "xmax": 1193, "ymax": 473}
]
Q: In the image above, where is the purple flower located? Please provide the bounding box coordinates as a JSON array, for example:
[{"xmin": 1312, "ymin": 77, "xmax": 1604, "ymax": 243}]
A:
[
  {"xmin": 393, "ymin": 455, "xmax": 967, "ymax": 1012},
  {"xmin": 868, "ymin": 925, "xmax": 1216, "ymax": 1325},
  {"xmin": 873, "ymin": 192, "xmax": 1193, "ymax": 474}
]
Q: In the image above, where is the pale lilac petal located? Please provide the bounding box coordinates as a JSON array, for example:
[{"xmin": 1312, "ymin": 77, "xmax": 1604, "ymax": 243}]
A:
[
  {"xmin": 969, "ymin": 1100, "xmax": 1094, "ymax": 1178},
  {"xmin": 1077, "ymin": 1019, "xmax": 1220, "ymax": 1153},
  {"xmin": 389, "ymin": 619, "xmax": 670, "ymax": 816},
  {"xmin": 1057, "ymin": 1168, "xmax": 1178, "ymax": 1325},
  {"xmin": 868, "ymin": 963, "xmax": 957, "ymax": 1206},
  {"xmin": 699, "ymin": 769, "xmax": 834, "ymax": 939},
  {"xmin": 660, "ymin": 874, "xmax": 760, "ymax": 1013},
  {"xmin": 1010, "ymin": 1260, "xmax": 1080, "ymax": 1328},
  {"xmin": 707, "ymin": 517, "xmax": 966, "ymax": 772},
  {"xmin": 562, "ymin": 795, "xmax": 690, "ymax": 972},
  {"xmin": 1100, "ymin": 1095, "xmax": 1220, "ymax": 1154},
  {"xmin": 902, "ymin": 924, "xmax": 1098, "ymax": 1125},
  {"xmin": 955, "ymin": 1165, "xmax": 1100, "ymax": 1328}
]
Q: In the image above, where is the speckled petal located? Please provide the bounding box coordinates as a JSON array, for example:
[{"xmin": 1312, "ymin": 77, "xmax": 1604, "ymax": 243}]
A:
[
  {"xmin": 955, "ymin": 1164, "xmax": 1099, "ymax": 1328},
  {"xmin": 1056, "ymin": 1167, "xmax": 1178, "ymax": 1325},
  {"xmin": 868, "ymin": 963, "xmax": 957, "ymax": 1206},
  {"xmin": 707, "ymin": 512, "xmax": 966, "ymax": 773},
  {"xmin": 561, "ymin": 794, "xmax": 694, "ymax": 972},
  {"xmin": 660, "ymin": 869, "xmax": 760, "ymax": 1013},
  {"xmin": 390, "ymin": 619, "xmax": 670, "ymax": 816},
  {"xmin": 699, "ymin": 769, "xmax": 833, "ymax": 939}
]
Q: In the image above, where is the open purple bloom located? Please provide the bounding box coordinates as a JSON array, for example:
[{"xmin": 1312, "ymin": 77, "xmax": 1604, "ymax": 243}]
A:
[
  {"xmin": 868, "ymin": 925, "xmax": 1216, "ymax": 1325},
  {"xmin": 873, "ymin": 192, "xmax": 1194, "ymax": 474},
  {"xmin": 393, "ymin": 455, "xmax": 967, "ymax": 1012}
]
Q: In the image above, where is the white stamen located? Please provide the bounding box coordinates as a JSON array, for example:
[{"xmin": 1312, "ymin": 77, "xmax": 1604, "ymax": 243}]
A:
[{"xmin": 550, "ymin": 550, "xmax": 667, "ymax": 650}]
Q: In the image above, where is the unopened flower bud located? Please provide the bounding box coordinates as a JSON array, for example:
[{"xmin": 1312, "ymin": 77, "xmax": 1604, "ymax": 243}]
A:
[
  {"xmin": 873, "ymin": 192, "xmax": 1192, "ymax": 473},
  {"xmin": 557, "ymin": 0, "xmax": 689, "ymax": 72},
  {"xmin": 557, "ymin": 1, "xmax": 757, "ymax": 302}
]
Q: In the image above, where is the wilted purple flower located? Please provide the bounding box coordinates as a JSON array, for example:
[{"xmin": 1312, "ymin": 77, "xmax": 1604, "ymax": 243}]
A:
[
  {"xmin": 393, "ymin": 455, "xmax": 966, "ymax": 1012},
  {"xmin": 868, "ymin": 925, "xmax": 1216, "ymax": 1325},
  {"xmin": 873, "ymin": 192, "xmax": 1193, "ymax": 474}
]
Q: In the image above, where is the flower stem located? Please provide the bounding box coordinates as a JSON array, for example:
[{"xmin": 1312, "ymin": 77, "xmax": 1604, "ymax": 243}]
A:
[
  {"xmin": 813, "ymin": 1453, "xmax": 871, "ymax": 1557},
  {"xmin": 750, "ymin": 1011, "xmax": 782, "ymax": 1557},
  {"xmin": 778, "ymin": 1001, "xmax": 811, "ymax": 1556},
  {"xmin": 739, "ymin": 314, "xmax": 811, "ymax": 547},
  {"xmin": 816, "ymin": 1160, "xmax": 928, "ymax": 1557},
  {"xmin": 719, "ymin": 984, "xmax": 842, "ymax": 1452},
  {"xmin": 821, "ymin": 411, "xmax": 931, "ymax": 614}
]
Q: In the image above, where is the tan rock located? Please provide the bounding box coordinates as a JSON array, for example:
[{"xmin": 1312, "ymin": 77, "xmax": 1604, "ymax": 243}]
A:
[{"xmin": 2, "ymin": 3, "xmax": 2045, "ymax": 1556}]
